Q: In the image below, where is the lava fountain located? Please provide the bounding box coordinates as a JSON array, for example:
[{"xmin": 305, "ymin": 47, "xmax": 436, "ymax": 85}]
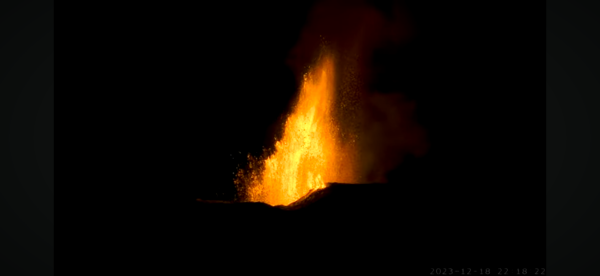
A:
[{"xmin": 234, "ymin": 51, "xmax": 359, "ymax": 206}]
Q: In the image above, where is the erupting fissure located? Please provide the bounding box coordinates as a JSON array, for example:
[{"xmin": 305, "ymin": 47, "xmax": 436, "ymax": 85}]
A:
[{"xmin": 234, "ymin": 52, "xmax": 359, "ymax": 206}]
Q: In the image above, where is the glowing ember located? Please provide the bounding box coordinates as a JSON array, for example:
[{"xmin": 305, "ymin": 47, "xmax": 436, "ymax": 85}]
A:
[{"xmin": 235, "ymin": 52, "xmax": 358, "ymax": 206}]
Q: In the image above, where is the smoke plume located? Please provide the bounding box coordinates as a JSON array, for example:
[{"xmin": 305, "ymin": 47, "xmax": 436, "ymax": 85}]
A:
[{"xmin": 286, "ymin": 0, "xmax": 429, "ymax": 183}]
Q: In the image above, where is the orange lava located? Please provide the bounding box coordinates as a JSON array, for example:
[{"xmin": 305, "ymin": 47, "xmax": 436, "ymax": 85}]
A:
[{"xmin": 234, "ymin": 52, "xmax": 358, "ymax": 206}]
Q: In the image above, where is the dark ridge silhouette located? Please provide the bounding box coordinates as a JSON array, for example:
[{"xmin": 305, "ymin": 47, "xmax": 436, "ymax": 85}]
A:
[{"xmin": 189, "ymin": 182, "xmax": 542, "ymax": 273}]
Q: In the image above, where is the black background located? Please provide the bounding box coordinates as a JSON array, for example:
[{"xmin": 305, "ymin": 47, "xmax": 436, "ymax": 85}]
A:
[
  {"xmin": 546, "ymin": 0, "xmax": 600, "ymax": 275},
  {"xmin": 0, "ymin": 1, "xmax": 53, "ymax": 275},
  {"xmin": 1, "ymin": 0, "xmax": 599, "ymax": 275}
]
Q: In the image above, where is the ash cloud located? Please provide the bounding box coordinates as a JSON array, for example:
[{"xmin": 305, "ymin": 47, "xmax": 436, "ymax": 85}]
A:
[
  {"xmin": 357, "ymin": 92, "xmax": 428, "ymax": 183},
  {"xmin": 286, "ymin": 0, "xmax": 429, "ymax": 183}
]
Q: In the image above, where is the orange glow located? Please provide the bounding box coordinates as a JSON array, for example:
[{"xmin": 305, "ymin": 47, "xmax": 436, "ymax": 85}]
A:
[{"xmin": 234, "ymin": 52, "xmax": 358, "ymax": 206}]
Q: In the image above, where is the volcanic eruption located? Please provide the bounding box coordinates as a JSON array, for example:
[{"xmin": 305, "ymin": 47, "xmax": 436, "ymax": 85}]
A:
[
  {"xmin": 233, "ymin": 0, "xmax": 428, "ymax": 206},
  {"xmin": 234, "ymin": 49, "xmax": 361, "ymax": 206}
]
